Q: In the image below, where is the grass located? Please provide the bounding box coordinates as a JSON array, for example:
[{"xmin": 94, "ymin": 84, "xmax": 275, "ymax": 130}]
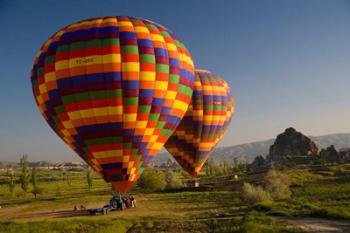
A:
[
  {"xmin": 0, "ymin": 214, "xmax": 299, "ymax": 233},
  {"xmin": 0, "ymin": 170, "xmax": 109, "ymax": 201},
  {"xmin": 240, "ymin": 212, "xmax": 302, "ymax": 233},
  {"xmin": 0, "ymin": 218, "xmax": 135, "ymax": 233},
  {"xmin": 1, "ymin": 163, "xmax": 350, "ymax": 232},
  {"xmin": 127, "ymin": 213, "xmax": 299, "ymax": 233},
  {"xmin": 250, "ymin": 164, "xmax": 350, "ymax": 220}
]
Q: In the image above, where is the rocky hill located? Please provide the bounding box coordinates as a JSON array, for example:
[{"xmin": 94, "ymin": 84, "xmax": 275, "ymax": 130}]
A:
[
  {"xmin": 151, "ymin": 131, "xmax": 350, "ymax": 165},
  {"xmin": 266, "ymin": 128, "xmax": 319, "ymax": 165}
]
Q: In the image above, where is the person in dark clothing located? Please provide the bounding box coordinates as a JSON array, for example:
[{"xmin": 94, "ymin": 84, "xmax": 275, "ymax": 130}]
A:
[
  {"xmin": 112, "ymin": 193, "xmax": 123, "ymax": 210},
  {"xmin": 130, "ymin": 195, "xmax": 136, "ymax": 208}
]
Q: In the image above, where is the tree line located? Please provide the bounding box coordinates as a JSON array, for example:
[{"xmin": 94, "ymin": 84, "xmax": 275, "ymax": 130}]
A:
[{"xmin": 5, "ymin": 155, "xmax": 95, "ymax": 199}]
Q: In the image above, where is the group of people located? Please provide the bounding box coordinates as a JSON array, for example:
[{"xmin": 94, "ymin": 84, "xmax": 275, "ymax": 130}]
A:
[{"xmin": 110, "ymin": 193, "xmax": 136, "ymax": 210}]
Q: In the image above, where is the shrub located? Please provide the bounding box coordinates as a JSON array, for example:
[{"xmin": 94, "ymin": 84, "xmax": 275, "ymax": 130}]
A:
[
  {"xmin": 252, "ymin": 201, "xmax": 274, "ymax": 212},
  {"xmin": 32, "ymin": 187, "xmax": 43, "ymax": 199},
  {"xmin": 165, "ymin": 170, "xmax": 184, "ymax": 189},
  {"xmin": 264, "ymin": 169, "xmax": 291, "ymax": 200},
  {"xmin": 333, "ymin": 167, "xmax": 350, "ymax": 176},
  {"xmin": 241, "ymin": 182, "xmax": 271, "ymax": 205},
  {"xmin": 138, "ymin": 170, "xmax": 166, "ymax": 192},
  {"xmin": 308, "ymin": 206, "xmax": 350, "ymax": 219}
]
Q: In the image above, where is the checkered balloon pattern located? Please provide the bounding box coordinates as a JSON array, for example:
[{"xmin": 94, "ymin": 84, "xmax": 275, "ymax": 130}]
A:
[
  {"xmin": 31, "ymin": 17, "xmax": 195, "ymax": 192},
  {"xmin": 165, "ymin": 69, "xmax": 235, "ymax": 177}
]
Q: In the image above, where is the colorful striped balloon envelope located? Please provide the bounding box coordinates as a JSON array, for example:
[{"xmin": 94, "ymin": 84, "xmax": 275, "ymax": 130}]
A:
[
  {"xmin": 165, "ymin": 69, "xmax": 235, "ymax": 177},
  {"xmin": 31, "ymin": 16, "xmax": 195, "ymax": 192}
]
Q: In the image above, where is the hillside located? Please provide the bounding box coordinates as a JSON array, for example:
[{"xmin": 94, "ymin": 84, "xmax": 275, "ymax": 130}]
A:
[
  {"xmin": 152, "ymin": 132, "xmax": 350, "ymax": 165},
  {"xmin": 311, "ymin": 133, "xmax": 350, "ymax": 150}
]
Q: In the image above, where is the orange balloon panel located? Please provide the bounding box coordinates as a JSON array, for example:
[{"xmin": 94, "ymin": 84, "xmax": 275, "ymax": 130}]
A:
[
  {"xmin": 31, "ymin": 17, "xmax": 195, "ymax": 192},
  {"xmin": 165, "ymin": 69, "xmax": 234, "ymax": 177}
]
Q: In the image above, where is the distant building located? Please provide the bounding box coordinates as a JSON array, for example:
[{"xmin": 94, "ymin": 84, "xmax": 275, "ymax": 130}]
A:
[{"xmin": 32, "ymin": 161, "xmax": 87, "ymax": 171}]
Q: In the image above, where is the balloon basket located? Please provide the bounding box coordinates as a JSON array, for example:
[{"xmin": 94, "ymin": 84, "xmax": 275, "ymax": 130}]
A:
[{"xmin": 188, "ymin": 178, "xmax": 200, "ymax": 188}]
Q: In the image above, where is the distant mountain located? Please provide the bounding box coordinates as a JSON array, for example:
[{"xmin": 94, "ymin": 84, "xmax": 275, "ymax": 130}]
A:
[
  {"xmin": 151, "ymin": 132, "xmax": 350, "ymax": 165},
  {"xmin": 310, "ymin": 133, "xmax": 350, "ymax": 150}
]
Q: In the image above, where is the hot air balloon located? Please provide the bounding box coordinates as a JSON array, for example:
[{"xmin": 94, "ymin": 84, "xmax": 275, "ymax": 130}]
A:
[
  {"xmin": 31, "ymin": 17, "xmax": 195, "ymax": 193},
  {"xmin": 165, "ymin": 69, "xmax": 234, "ymax": 177}
]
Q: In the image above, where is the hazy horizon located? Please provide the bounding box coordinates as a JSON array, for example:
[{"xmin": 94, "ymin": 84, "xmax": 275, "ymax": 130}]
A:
[
  {"xmin": 1, "ymin": 0, "xmax": 350, "ymax": 162},
  {"xmin": 1, "ymin": 129, "xmax": 349, "ymax": 163}
]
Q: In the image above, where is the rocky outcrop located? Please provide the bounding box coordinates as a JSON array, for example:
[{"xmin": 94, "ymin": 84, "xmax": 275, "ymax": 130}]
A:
[
  {"xmin": 339, "ymin": 148, "xmax": 350, "ymax": 162},
  {"xmin": 320, "ymin": 145, "xmax": 342, "ymax": 164},
  {"xmin": 249, "ymin": 155, "xmax": 269, "ymax": 173},
  {"xmin": 266, "ymin": 127, "xmax": 319, "ymax": 165}
]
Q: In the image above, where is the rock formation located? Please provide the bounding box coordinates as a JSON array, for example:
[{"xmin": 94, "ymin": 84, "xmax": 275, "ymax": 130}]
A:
[
  {"xmin": 266, "ymin": 127, "xmax": 319, "ymax": 165},
  {"xmin": 249, "ymin": 155, "xmax": 269, "ymax": 173},
  {"xmin": 319, "ymin": 145, "xmax": 342, "ymax": 164}
]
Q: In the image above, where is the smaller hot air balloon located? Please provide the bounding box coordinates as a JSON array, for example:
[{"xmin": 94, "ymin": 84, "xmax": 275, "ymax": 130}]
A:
[{"xmin": 165, "ymin": 69, "xmax": 235, "ymax": 177}]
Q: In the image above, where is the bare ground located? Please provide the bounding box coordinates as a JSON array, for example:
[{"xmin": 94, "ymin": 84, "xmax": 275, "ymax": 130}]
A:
[{"xmin": 280, "ymin": 217, "xmax": 350, "ymax": 233}]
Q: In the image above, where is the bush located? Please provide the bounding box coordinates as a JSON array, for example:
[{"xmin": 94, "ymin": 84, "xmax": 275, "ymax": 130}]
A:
[
  {"xmin": 333, "ymin": 167, "xmax": 350, "ymax": 176},
  {"xmin": 241, "ymin": 183, "xmax": 271, "ymax": 205},
  {"xmin": 264, "ymin": 169, "xmax": 291, "ymax": 200},
  {"xmin": 138, "ymin": 170, "xmax": 166, "ymax": 192},
  {"xmin": 308, "ymin": 206, "xmax": 350, "ymax": 219},
  {"xmin": 206, "ymin": 160, "xmax": 228, "ymax": 177},
  {"xmin": 252, "ymin": 201, "xmax": 274, "ymax": 212},
  {"xmin": 165, "ymin": 170, "xmax": 184, "ymax": 189}
]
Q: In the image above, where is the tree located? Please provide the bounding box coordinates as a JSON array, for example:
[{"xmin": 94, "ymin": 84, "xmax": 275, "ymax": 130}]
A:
[
  {"xmin": 62, "ymin": 171, "xmax": 66, "ymax": 181},
  {"xmin": 86, "ymin": 168, "xmax": 93, "ymax": 190},
  {"xmin": 238, "ymin": 162, "xmax": 247, "ymax": 174},
  {"xmin": 31, "ymin": 167, "xmax": 42, "ymax": 199},
  {"xmin": 211, "ymin": 163, "xmax": 226, "ymax": 176},
  {"xmin": 32, "ymin": 186, "xmax": 43, "ymax": 199},
  {"xmin": 66, "ymin": 172, "xmax": 72, "ymax": 187},
  {"xmin": 165, "ymin": 170, "xmax": 184, "ymax": 189},
  {"xmin": 206, "ymin": 159, "xmax": 214, "ymax": 176},
  {"xmin": 223, "ymin": 161, "xmax": 229, "ymax": 176},
  {"xmin": 8, "ymin": 171, "xmax": 15, "ymax": 195},
  {"xmin": 231, "ymin": 158, "xmax": 240, "ymax": 174},
  {"xmin": 20, "ymin": 154, "xmax": 30, "ymax": 192},
  {"xmin": 138, "ymin": 169, "xmax": 166, "ymax": 192},
  {"xmin": 31, "ymin": 167, "xmax": 38, "ymax": 188}
]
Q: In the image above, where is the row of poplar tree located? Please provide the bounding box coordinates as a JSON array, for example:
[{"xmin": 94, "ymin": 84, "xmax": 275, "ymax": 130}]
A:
[{"xmin": 6, "ymin": 155, "xmax": 94, "ymax": 199}]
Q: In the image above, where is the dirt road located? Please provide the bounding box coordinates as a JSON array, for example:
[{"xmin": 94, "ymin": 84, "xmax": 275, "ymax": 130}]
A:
[{"xmin": 280, "ymin": 217, "xmax": 350, "ymax": 233}]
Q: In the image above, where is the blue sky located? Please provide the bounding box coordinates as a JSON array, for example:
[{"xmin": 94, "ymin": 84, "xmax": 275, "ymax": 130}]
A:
[{"xmin": 1, "ymin": 0, "xmax": 350, "ymax": 162}]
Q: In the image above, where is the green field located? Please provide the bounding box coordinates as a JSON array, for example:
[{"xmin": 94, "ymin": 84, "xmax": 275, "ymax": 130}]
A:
[{"xmin": 1, "ymin": 164, "xmax": 350, "ymax": 232}]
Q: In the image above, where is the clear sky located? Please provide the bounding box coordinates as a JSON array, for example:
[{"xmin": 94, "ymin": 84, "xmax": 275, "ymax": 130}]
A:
[{"xmin": 1, "ymin": 0, "xmax": 350, "ymax": 162}]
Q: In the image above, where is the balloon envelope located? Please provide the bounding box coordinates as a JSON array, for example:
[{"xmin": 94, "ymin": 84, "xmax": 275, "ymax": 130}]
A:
[
  {"xmin": 165, "ymin": 69, "xmax": 234, "ymax": 177},
  {"xmin": 31, "ymin": 17, "xmax": 194, "ymax": 192}
]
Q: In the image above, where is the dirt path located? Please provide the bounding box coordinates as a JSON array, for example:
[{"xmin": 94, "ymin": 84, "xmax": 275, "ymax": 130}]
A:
[
  {"xmin": 0, "ymin": 201, "xmax": 106, "ymax": 222},
  {"xmin": 279, "ymin": 217, "xmax": 350, "ymax": 233}
]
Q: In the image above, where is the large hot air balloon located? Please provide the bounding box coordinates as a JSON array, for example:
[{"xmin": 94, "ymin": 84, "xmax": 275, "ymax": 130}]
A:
[
  {"xmin": 165, "ymin": 69, "xmax": 234, "ymax": 177},
  {"xmin": 31, "ymin": 17, "xmax": 195, "ymax": 192}
]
